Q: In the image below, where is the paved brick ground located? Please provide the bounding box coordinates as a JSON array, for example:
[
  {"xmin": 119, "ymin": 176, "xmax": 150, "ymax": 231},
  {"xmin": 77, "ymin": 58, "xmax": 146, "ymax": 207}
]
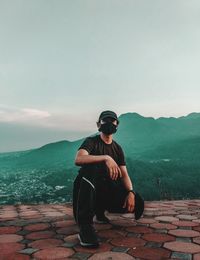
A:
[{"xmin": 0, "ymin": 199, "xmax": 200, "ymax": 259}]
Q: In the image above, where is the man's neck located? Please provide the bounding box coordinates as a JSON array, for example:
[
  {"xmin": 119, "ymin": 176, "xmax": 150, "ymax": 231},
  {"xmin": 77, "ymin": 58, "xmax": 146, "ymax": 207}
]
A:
[{"xmin": 100, "ymin": 133, "xmax": 113, "ymax": 144}]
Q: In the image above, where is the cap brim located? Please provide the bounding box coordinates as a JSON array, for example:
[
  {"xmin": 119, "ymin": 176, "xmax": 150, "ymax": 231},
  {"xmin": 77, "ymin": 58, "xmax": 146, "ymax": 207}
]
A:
[
  {"xmin": 134, "ymin": 192, "xmax": 145, "ymax": 220},
  {"xmin": 101, "ymin": 115, "xmax": 118, "ymax": 121}
]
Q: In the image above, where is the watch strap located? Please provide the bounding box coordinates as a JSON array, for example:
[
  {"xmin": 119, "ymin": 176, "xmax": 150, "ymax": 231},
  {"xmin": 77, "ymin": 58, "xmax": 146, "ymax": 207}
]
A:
[{"xmin": 127, "ymin": 189, "xmax": 136, "ymax": 195}]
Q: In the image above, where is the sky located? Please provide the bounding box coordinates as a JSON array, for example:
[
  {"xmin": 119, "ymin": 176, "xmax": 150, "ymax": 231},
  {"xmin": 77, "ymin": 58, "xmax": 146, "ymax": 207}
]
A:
[{"xmin": 0, "ymin": 0, "xmax": 200, "ymax": 152}]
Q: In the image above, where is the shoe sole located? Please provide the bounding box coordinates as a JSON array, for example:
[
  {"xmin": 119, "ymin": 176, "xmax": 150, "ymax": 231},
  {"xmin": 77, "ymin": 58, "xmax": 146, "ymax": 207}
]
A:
[
  {"xmin": 94, "ymin": 216, "xmax": 110, "ymax": 224},
  {"xmin": 78, "ymin": 234, "xmax": 99, "ymax": 248},
  {"xmin": 94, "ymin": 219, "xmax": 110, "ymax": 224}
]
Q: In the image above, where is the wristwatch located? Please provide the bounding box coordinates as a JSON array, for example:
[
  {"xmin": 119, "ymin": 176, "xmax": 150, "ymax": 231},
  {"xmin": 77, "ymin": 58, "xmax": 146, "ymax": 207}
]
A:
[{"xmin": 127, "ymin": 189, "xmax": 136, "ymax": 196}]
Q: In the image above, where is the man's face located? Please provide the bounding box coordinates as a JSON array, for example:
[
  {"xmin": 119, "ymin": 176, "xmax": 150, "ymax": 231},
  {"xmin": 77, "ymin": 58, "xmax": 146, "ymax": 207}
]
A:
[
  {"xmin": 97, "ymin": 116, "xmax": 119, "ymax": 135},
  {"xmin": 100, "ymin": 117, "xmax": 118, "ymax": 126}
]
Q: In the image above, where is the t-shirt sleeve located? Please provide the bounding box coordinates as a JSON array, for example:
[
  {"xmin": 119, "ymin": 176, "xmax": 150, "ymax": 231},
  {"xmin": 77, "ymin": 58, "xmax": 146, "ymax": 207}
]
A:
[
  {"xmin": 118, "ymin": 145, "xmax": 126, "ymax": 166},
  {"xmin": 78, "ymin": 137, "xmax": 94, "ymax": 154}
]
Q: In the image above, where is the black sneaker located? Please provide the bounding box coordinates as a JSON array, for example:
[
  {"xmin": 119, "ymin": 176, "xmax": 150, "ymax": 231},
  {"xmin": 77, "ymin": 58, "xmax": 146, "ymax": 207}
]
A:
[
  {"xmin": 94, "ymin": 214, "xmax": 110, "ymax": 224},
  {"xmin": 78, "ymin": 224, "xmax": 99, "ymax": 248}
]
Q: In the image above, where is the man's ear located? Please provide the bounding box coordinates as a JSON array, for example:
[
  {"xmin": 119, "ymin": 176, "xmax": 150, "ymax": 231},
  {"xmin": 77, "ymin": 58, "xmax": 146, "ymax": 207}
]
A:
[{"xmin": 96, "ymin": 122, "xmax": 100, "ymax": 128}]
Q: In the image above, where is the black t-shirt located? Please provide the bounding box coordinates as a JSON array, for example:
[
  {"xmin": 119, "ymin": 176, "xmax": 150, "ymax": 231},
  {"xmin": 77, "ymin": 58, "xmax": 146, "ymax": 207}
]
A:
[{"xmin": 77, "ymin": 134, "xmax": 126, "ymax": 176}]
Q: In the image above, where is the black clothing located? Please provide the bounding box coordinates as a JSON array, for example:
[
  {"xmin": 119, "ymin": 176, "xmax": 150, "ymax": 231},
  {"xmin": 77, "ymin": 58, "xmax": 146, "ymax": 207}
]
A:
[
  {"xmin": 98, "ymin": 121, "xmax": 118, "ymax": 135},
  {"xmin": 73, "ymin": 167, "xmax": 129, "ymax": 225},
  {"xmin": 78, "ymin": 135, "xmax": 125, "ymax": 165},
  {"xmin": 98, "ymin": 110, "xmax": 118, "ymax": 123},
  {"xmin": 78, "ymin": 223, "xmax": 99, "ymax": 248},
  {"xmin": 78, "ymin": 134, "xmax": 126, "ymax": 176},
  {"xmin": 73, "ymin": 134, "xmax": 128, "ymax": 225}
]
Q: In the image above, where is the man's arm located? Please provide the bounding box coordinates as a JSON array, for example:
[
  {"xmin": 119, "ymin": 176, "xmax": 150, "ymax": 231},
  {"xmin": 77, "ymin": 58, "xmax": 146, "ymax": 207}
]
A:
[
  {"xmin": 119, "ymin": 165, "xmax": 133, "ymax": 191},
  {"xmin": 74, "ymin": 149, "xmax": 108, "ymax": 166},
  {"xmin": 75, "ymin": 149, "xmax": 122, "ymax": 179}
]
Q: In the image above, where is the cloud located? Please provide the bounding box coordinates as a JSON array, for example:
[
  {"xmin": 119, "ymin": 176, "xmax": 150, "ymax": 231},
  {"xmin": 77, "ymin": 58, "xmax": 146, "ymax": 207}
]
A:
[
  {"xmin": 22, "ymin": 108, "xmax": 51, "ymax": 118},
  {"xmin": 0, "ymin": 105, "xmax": 51, "ymax": 123},
  {"xmin": 0, "ymin": 104, "xmax": 96, "ymax": 132}
]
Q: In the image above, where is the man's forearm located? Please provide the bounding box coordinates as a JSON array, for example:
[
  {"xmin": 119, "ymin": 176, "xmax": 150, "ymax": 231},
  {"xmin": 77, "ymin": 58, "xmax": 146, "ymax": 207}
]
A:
[
  {"xmin": 121, "ymin": 174, "xmax": 133, "ymax": 191},
  {"xmin": 75, "ymin": 154, "xmax": 108, "ymax": 166}
]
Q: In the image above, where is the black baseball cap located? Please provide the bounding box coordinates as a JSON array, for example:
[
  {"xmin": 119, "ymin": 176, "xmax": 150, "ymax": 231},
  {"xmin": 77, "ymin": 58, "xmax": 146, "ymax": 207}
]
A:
[{"xmin": 98, "ymin": 110, "xmax": 119, "ymax": 123}]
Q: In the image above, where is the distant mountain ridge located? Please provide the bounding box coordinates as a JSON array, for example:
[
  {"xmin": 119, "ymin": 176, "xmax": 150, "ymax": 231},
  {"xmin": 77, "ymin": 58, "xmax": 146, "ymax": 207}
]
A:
[
  {"xmin": 1, "ymin": 111, "xmax": 200, "ymax": 169},
  {"xmin": 115, "ymin": 112, "xmax": 200, "ymax": 158},
  {"xmin": 1, "ymin": 112, "xmax": 200, "ymax": 204}
]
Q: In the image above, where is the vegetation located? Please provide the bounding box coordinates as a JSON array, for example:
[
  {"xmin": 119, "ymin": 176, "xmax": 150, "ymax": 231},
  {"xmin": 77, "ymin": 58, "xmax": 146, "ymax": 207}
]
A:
[{"xmin": 1, "ymin": 112, "xmax": 200, "ymax": 204}]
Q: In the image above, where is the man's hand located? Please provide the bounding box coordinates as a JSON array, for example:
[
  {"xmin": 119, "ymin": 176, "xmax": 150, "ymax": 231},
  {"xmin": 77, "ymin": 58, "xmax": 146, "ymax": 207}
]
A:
[
  {"xmin": 123, "ymin": 192, "xmax": 135, "ymax": 212},
  {"xmin": 105, "ymin": 156, "xmax": 122, "ymax": 180}
]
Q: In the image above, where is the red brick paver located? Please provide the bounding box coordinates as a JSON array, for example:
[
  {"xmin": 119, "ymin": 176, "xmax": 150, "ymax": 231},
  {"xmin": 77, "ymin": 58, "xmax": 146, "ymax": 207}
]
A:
[
  {"xmin": 164, "ymin": 241, "xmax": 200, "ymax": 253},
  {"xmin": 193, "ymin": 237, "xmax": 200, "ymax": 245},
  {"xmin": 25, "ymin": 223, "xmax": 50, "ymax": 231},
  {"xmin": 0, "ymin": 226, "xmax": 21, "ymax": 234},
  {"xmin": 176, "ymin": 214, "xmax": 198, "ymax": 220},
  {"xmin": 98, "ymin": 229, "xmax": 127, "ymax": 239},
  {"xmin": 129, "ymin": 246, "xmax": 171, "ymax": 259},
  {"xmin": 26, "ymin": 230, "xmax": 55, "ymax": 240},
  {"xmin": 142, "ymin": 233, "xmax": 176, "ymax": 243},
  {"xmin": 172, "ymin": 220, "xmax": 199, "ymax": 227},
  {"xmin": 74, "ymin": 242, "xmax": 112, "ymax": 253},
  {"xmin": 194, "ymin": 226, "xmax": 200, "ymax": 232},
  {"xmin": 0, "ymin": 234, "xmax": 23, "ymax": 243},
  {"xmin": 136, "ymin": 217, "xmax": 156, "ymax": 224},
  {"xmin": 193, "ymin": 219, "xmax": 200, "ymax": 223},
  {"xmin": 111, "ymin": 236, "xmax": 146, "ymax": 247},
  {"xmin": 168, "ymin": 229, "xmax": 200, "ymax": 237},
  {"xmin": 52, "ymin": 219, "xmax": 75, "ymax": 228},
  {"xmin": 1, "ymin": 253, "xmax": 30, "ymax": 260},
  {"xmin": 125, "ymin": 225, "xmax": 154, "ymax": 234},
  {"xmin": 0, "ymin": 242, "xmax": 25, "ymax": 254},
  {"xmin": 0, "ymin": 199, "xmax": 200, "ymax": 259},
  {"xmin": 150, "ymin": 222, "xmax": 177, "ymax": 230},
  {"xmin": 89, "ymin": 251, "xmax": 135, "ymax": 259},
  {"xmin": 155, "ymin": 216, "xmax": 179, "ymax": 222},
  {"xmin": 33, "ymin": 247, "xmax": 74, "ymax": 259},
  {"xmin": 29, "ymin": 238, "xmax": 63, "ymax": 249},
  {"xmin": 56, "ymin": 224, "xmax": 79, "ymax": 235}
]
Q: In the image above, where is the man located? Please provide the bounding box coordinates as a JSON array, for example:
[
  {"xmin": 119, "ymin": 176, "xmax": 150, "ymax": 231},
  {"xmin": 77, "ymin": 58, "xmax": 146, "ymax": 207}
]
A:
[{"xmin": 73, "ymin": 110, "xmax": 144, "ymax": 248}]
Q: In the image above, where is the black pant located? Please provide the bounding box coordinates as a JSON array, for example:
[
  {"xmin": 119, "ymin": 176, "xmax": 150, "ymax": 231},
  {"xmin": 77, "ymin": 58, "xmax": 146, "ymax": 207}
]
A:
[{"xmin": 73, "ymin": 167, "xmax": 128, "ymax": 225}]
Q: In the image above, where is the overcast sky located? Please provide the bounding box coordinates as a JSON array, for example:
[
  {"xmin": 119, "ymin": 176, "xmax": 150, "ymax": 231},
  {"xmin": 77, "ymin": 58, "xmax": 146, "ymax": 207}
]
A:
[{"xmin": 0, "ymin": 0, "xmax": 200, "ymax": 152}]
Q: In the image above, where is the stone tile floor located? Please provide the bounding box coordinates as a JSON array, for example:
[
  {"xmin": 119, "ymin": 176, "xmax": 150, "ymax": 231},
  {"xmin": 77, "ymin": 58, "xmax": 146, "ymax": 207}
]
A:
[{"xmin": 0, "ymin": 199, "xmax": 200, "ymax": 259}]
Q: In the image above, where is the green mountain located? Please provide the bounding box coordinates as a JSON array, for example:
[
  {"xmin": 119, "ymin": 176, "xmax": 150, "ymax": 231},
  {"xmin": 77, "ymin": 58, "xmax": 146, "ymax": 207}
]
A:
[
  {"xmin": 0, "ymin": 112, "xmax": 200, "ymax": 204},
  {"xmin": 138, "ymin": 136, "xmax": 200, "ymax": 161},
  {"xmin": 115, "ymin": 112, "xmax": 200, "ymax": 158}
]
